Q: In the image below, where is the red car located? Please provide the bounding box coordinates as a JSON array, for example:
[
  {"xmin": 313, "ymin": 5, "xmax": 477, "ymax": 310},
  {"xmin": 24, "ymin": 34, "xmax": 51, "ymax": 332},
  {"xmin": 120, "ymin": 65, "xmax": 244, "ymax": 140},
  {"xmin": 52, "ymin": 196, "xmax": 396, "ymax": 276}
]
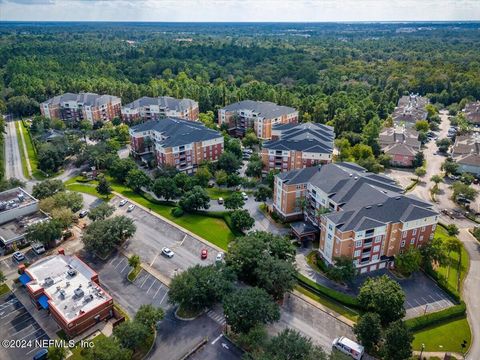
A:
[{"xmin": 201, "ymin": 249, "xmax": 208, "ymax": 259}]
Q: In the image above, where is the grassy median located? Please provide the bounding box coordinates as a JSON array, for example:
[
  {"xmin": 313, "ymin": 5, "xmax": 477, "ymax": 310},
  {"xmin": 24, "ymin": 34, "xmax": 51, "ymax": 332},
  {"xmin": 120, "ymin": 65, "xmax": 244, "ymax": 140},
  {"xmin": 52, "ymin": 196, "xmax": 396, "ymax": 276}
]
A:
[{"xmin": 15, "ymin": 121, "xmax": 31, "ymax": 179}]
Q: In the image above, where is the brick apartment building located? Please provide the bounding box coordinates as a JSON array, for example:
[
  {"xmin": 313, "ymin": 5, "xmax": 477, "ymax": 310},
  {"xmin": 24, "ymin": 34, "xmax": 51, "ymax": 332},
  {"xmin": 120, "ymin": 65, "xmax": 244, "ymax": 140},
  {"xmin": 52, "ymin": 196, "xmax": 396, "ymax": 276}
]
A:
[
  {"xmin": 40, "ymin": 92, "xmax": 122, "ymax": 124},
  {"xmin": 273, "ymin": 163, "xmax": 438, "ymax": 273},
  {"xmin": 392, "ymin": 94, "xmax": 429, "ymax": 127},
  {"xmin": 218, "ymin": 100, "xmax": 298, "ymax": 139},
  {"xmin": 261, "ymin": 122, "xmax": 334, "ymax": 173},
  {"xmin": 379, "ymin": 125, "xmax": 421, "ymax": 167},
  {"xmin": 19, "ymin": 251, "xmax": 113, "ymax": 337},
  {"xmin": 121, "ymin": 96, "xmax": 199, "ymax": 122},
  {"xmin": 129, "ymin": 117, "xmax": 224, "ymax": 174}
]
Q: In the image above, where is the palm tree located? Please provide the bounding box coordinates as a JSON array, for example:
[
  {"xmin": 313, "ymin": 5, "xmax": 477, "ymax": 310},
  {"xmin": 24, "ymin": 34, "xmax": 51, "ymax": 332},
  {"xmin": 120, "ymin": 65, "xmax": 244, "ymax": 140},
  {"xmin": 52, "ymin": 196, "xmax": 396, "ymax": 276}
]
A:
[
  {"xmin": 128, "ymin": 254, "xmax": 141, "ymax": 269},
  {"xmin": 444, "ymin": 237, "xmax": 461, "ymax": 280}
]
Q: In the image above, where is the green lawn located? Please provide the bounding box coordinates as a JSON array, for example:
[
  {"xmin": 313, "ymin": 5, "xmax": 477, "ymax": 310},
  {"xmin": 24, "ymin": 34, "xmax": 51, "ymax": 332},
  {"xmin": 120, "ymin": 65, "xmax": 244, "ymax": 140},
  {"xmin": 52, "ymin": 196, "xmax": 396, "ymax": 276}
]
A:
[
  {"xmin": 19, "ymin": 121, "xmax": 47, "ymax": 180},
  {"xmin": 65, "ymin": 176, "xmax": 235, "ymax": 250},
  {"xmin": 205, "ymin": 187, "xmax": 234, "ymax": 199},
  {"xmin": 0, "ymin": 283, "xmax": 10, "ymax": 297},
  {"xmin": 15, "ymin": 121, "xmax": 31, "ymax": 179},
  {"xmin": 434, "ymin": 225, "xmax": 469, "ymax": 293},
  {"xmin": 412, "ymin": 316, "xmax": 471, "ymax": 353}
]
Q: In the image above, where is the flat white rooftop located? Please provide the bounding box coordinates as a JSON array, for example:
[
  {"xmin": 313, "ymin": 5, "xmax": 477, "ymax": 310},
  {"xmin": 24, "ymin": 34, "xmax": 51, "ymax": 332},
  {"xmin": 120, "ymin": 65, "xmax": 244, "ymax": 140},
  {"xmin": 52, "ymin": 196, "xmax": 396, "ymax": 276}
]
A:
[{"xmin": 27, "ymin": 255, "xmax": 111, "ymax": 321}]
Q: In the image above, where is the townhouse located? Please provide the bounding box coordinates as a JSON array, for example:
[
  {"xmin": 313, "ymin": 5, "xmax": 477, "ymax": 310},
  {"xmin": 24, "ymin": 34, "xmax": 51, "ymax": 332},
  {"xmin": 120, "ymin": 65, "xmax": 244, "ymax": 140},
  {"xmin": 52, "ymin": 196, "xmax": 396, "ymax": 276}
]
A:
[
  {"xmin": 463, "ymin": 101, "xmax": 480, "ymax": 125},
  {"xmin": 392, "ymin": 94, "xmax": 428, "ymax": 127},
  {"xmin": 218, "ymin": 100, "xmax": 298, "ymax": 139},
  {"xmin": 379, "ymin": 125, "xmax": 421, "ymax": 167},
  {"xmin": 40, "ymin": 92, "xmax": 122, "ymax": 123},
  {"xmin": 129, "ymin": 117, "xmax": 223, "ymax": 174},
  {"xmin": 451, "ymin": 133, "xmax": 480, "ymax": 176},
  {"xmin": 121, "ymin": 96, "xmax": 199, "ymax": 122},
  {"xmin": 273, "ymin": 162, "xmax": 438, "ymax": 273},
  {"xmin": 261, "ymin": 122, "xmax": 335, "ymax": 172}
]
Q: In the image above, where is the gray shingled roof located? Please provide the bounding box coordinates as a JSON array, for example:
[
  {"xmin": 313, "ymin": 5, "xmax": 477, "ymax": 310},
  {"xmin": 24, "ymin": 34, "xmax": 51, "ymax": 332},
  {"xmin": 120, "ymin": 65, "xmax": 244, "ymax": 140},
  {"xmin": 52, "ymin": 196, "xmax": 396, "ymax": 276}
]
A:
[
  {"xmin": 42, "ymin": 92, "xmax": 120, "ymax": 107},
  {"xmin": 123, "ymin": 96, "xmax": 196, "ymax": 112},
  {"xmin": 222, "ymin": 100, "xmax": 296, "ymax": 119},
  {"xmin": 263, "ymin": 123, "xmax": 334, "ymax": 153},
  {"xmin": 130, "ymin": 117, "xmax": 222, "ymax": 148}
]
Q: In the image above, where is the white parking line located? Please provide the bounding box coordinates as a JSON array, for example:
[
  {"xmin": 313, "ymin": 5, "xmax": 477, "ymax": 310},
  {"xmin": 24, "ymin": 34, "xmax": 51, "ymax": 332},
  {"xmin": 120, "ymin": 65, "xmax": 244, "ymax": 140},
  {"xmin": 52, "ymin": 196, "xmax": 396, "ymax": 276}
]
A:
[
  {"xmin": 1, "ymin": 259, "xmax": 11, "ymax": 268},
  {"xmin": 114, "ymin": 259, "xmax": 126, "ymax": 270},
  {"xmin": 5, "ymin": 313, "xmax": 33, "ymax": 331},
  {"xmin": 120, "ymin": 264, "xmax": 129, "ymax": 274},
  {"xmin": 159, "ymin": 291, "xmax": 168, "ymax": 305},
  {"xmin": 428, "ymin": 294, "xmax": 437, "ymax": 302},
  {"xmin": 153, "ymin": 284, "xmax": 163, "ymax": 299},
  {"xmin": 211, "ymin": 334, "xmax": 223, "ymax": 345},
  {"xmin": 11, "ymin": 323, "xmax": 35, "ymax": 337},
  {"xmin": 0, "ymin": 298, "xmax": 18, "ymax": 310},
  {"xmin": 141, "ymin": 274, "xmax": 150, "ymax": 288},
  {"xmin": 146, "ymin": 280, "xmax": 155, "ymax": 294},
  {"xmin": 150, "ymin": 252, "xmax": 160, "ymax": 267},
  {"xmin": 1, "ymin": 307, "xmax": 24, "ymax": 319},
  {"xmin": 18, "ymin": 328, "xmax": 41, "ymax": 341}
]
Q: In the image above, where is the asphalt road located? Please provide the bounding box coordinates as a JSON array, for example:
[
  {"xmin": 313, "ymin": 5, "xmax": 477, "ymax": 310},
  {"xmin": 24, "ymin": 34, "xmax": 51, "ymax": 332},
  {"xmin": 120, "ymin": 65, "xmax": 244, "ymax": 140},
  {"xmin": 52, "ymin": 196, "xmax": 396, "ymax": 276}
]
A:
[{"xmin": 4, "ymin": 120, "xmax": 30, "ymax": 185}]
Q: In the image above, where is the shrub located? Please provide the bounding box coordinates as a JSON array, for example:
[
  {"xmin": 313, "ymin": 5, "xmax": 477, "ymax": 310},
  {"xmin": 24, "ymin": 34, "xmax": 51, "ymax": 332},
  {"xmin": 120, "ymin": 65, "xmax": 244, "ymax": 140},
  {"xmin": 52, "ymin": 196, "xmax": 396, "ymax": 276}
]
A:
[
  {"xmin": 295, "ymin": 273, "xmax": 360, "ymax": 309},
  {"xmin": 171, "ymin": 207, "xmax": 184, "ymax": 218},
  {"xmin": 405, "ymin": 302, "xmax": 466, "ymax": 332}
]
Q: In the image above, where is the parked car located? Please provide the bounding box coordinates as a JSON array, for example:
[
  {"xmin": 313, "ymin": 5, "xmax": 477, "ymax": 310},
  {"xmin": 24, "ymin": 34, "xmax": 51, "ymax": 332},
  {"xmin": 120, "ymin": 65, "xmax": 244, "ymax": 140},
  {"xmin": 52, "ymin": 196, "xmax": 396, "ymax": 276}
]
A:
[
  {"xmin": 119, "ymin": 199, "xmax": 128, "ymax": 207},
  {"xmin": 332, "ymin": 337, "xmax": 364, "ymax": 360},
  {"xmin": 216, "ymin": 252, "xmax": 224, "ymax": 262},
  {"xmin": 448, "ymin": 174, "xmax": 460, "ymax": 181},
  {"xmin": 32, "ymin": 349, "xmax": 49, "ymax": 360},
  {"xmin": 13, "ymin": 251, "xmax": 25, "ymax": 262},
  {"xmin": 31, "ymin": 242, "xmax": 46, "ymax": 255},
  {"xmin": 241, "ymin": 192, "xmax": 248, "ymax": 201},
  {"xmin": 201, "ymin": 249, "xmax": 208, "ymax": 259},
  {"xmin": 79, "ymin": 210, "xmax": 89, "ymax": 218},
  {"xmin": 217, "ymin": 197, "xmax": 224, "ymax": 205},
  {"xmin": 473, "ymin": 178, "xmax": 479, "ymax": 185},
  {"xmin": 456, "ymin": 197, "xmax": 471, "ymax": 205},
  {"xmin": 441, "ymin": 209, "xmax": 455, "ymax": 219},
  {"xmin": 127, "ymin": 204, "xmax": 135, "ymax": 212},
  {"xmin": 161, "ymin": 247, "xmax": 174, "ymax": 258}
]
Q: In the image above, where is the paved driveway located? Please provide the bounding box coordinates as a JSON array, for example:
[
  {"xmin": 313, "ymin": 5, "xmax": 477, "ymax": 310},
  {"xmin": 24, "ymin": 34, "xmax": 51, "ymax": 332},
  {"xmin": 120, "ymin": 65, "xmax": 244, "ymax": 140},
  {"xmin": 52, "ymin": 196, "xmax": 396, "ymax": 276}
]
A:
[
  {"xmin": 0, "ymin": 292, "xmax": 50, "ymax": 360},
  {"xmin": 84, "ymin": 252, "xmax": 170, "ymax": 317},
  {"xmin": 110, "ymin": 196, "xmax": 221, "ymax": 281}
]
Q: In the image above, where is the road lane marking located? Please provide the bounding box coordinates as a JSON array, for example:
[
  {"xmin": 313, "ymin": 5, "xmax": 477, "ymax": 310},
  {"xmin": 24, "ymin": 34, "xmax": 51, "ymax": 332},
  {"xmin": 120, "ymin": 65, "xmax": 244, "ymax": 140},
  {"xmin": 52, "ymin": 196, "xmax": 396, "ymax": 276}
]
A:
[
  {"xmin": 179, "ymin": 234, "xmax": 187, "ymax": 246},
  {"xmin": 150, "ymin": 252, "xmax": 160, "ymax": 267},
  {"xmin": 211, "ymin": 334, "xmax": 223, "ymax": 345}
]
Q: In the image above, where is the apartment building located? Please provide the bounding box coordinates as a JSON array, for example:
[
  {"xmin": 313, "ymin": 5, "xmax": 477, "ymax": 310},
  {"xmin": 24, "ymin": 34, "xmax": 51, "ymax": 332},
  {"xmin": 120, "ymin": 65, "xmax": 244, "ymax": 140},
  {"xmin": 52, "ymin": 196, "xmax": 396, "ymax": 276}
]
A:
[
  {"xmin": 379, "ymin": 125, "xmax": 421, "ymax": 167},
  {"xmin": 392, "ymin": 94, "xmax": 428, "ymax": 126},
  {"xmin": 261, "ymin": 123, "xmax": 334, "ymax": 173},
  {"xmin": 121, "ymin": 96, "xmax": 199, "ymax": 122},
  {"xmin": 463, "ymin": 101, "xmax": 480, "ymax": 125},
  {"xmin": 273, "ymin": 163, "xmax": 438, "ymax": 273},
  {"xmin": 40, "ymin": 92, "xmax": 122, "ymax": 123},
  {"xmin": 218, "ymin": 100, "xmax": 298, "ymax": 139},
  {"xmin": 129, "ymin": 117, "xmax": 224, "ymax": 174},
  {"xmin": 20, "ymin": 250, "xmax": 113, "ymax": 337}
]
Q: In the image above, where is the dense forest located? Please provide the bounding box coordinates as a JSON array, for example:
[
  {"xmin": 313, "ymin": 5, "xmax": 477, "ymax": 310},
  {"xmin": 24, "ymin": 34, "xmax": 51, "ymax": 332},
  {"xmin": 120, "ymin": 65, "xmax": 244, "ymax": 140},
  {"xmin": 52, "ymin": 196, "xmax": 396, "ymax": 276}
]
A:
[{"xmin": 1, "ymin": 22, "xmax": 480, "ymax": 136}]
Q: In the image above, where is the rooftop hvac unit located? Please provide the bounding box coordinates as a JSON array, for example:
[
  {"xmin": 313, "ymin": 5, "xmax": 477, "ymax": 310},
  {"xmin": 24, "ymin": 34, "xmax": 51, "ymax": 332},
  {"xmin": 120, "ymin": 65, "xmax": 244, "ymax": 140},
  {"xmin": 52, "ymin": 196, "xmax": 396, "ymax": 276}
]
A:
[
  {"xmin": 74, "ymin": 288, "xmax": 84, "ymax": 299},
  {"xmin": 83, "ymin": 294, "xmax": 94, "ymax": 303},
  {"xmin": 67, "ymin": 269, "xmax": 77, "ymax": 277},
  {"xmin": 59, "ymin": 290, "xmax": 66, "ymax": 299},
  {"xmin": 44, "ymin": 277, "xmax": 54, "ymax": 287}
]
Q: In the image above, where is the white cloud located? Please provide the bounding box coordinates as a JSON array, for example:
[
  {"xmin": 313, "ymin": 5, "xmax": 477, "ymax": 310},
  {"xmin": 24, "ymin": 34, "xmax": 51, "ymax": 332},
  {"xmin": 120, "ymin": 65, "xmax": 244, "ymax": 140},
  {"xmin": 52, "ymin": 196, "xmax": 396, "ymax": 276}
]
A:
[{"xmin": 1, "ymin": 0, "xmax": 480, "ymax": 21}]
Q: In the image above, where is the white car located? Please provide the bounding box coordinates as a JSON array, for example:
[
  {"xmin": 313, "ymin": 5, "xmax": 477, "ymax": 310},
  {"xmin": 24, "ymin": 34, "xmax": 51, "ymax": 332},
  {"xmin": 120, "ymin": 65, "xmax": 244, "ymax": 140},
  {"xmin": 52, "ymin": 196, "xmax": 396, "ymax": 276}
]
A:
[
  {"xmin": 162, "ymin": 247, "xmax": 174, "ymax": 258},
  {"xmin": 119, "ymin": 199, "xmax": 128, "ymax": 207},
  {"xmin": 241, "ymin": 192, "xmax": 248, "ymax": 201},
  {"xmin": 127, "ymin": 204, "xmax": 135, "ymax": 212},
  {"xmin": 13, "ymin": 251, "xmax": 25, "ymax": 262},
  {"xmin": 31, "ymin": 242, "xmax": 46, "ymax": 255},
  {"xmin": 216, "ymin": 252, "xmax": 224, "ymax": 262}
]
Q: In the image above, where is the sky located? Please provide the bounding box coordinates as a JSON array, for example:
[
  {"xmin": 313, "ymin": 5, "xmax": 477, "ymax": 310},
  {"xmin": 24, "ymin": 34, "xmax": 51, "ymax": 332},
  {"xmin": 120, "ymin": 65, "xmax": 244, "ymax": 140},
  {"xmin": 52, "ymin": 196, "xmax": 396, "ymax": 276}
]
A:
[{"xmin": 1, "ymin": 0, "xmax": 480, "ymax": 22}]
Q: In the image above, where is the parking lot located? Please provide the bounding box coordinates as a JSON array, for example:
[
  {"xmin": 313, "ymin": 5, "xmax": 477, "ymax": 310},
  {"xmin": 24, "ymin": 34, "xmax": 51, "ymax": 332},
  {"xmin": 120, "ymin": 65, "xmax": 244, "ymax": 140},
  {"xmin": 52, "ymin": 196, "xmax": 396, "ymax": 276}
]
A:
[
  {"xmin": 84, "ymin": 252, "xmax": 170, "ymax": 316},
  {"xmin": 0, "ymin": 248, "xmax": 41, "ymax": 278},
  {"xmin": 0, "ymin": 292, "xmax": 49, "ymax": 360},
  {"xmin": 110, "ymin": 196, "xmax": 222, "ymax": 280}
]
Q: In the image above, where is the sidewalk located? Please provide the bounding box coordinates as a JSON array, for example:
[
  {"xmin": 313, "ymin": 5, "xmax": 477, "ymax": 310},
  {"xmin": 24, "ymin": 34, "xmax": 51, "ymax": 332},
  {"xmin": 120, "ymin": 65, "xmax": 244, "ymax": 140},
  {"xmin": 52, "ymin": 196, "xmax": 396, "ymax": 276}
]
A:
[{"xmin": 413, "ymin": 350, "xmax": 464, "ymax": 359}]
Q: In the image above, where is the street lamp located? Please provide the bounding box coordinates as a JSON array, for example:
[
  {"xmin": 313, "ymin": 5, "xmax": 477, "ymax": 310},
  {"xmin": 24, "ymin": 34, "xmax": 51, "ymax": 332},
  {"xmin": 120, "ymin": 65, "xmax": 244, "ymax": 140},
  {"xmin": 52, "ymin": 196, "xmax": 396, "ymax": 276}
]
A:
[{"xmin": 419, "ymin": 343, "xmax": 425, "ymax": 359}]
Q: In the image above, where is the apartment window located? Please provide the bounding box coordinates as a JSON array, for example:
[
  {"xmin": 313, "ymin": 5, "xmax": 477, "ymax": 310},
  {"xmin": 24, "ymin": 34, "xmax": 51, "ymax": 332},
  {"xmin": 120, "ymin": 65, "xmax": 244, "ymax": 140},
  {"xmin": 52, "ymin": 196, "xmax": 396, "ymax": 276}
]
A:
[
  {"xmin": 375, "ymin": 236, "xmax": 382, "ymax": 243},
  {"xmin": 355, "ymin": 240, "xmax": 362, "ymax": 248},
  {"xmin": 410, "ymin": 238, "xmax": 415, "ymax": 245},
  {"xmin": 402, "ymin": 231, "xmax": 407, "ymax": 238},
  {"xmin": 413, "ymin": 229, "xmax": 417, "ymax": 235},
  {"xmin": 419, "ymin": 235, "xmax": 424, "ymax": 242},
  {"xmin": 430, "ymin": 233, "xmax": 434, "ymax": 240},
  {"xmin": 432, "ymin": 224, "xmax": 436, "ymax": 231},
  {"xmin": 421, "ymin": 226, "xmax": 426, "ymax": 232},
  {"xmin": 372, "ymin": 254, "xmax": 379, "ymax": 261},
  {"xmin": 327, "ymin": 234, "xmax": 332, "ymax": 240},
  {"xmin": 373, "ymin": 245, "xmax": 380, "ymax": 253},
  {"xmin": 401, "ymin": 240, "xmax": 406, "ymax": 247},
  {"xmin": 354, "ymin": 250, "xmax": 361, "ymax": 257},
  {"xmin": 296, "ymin": 185, "xmax": 302, "ymax": 189},
  {"xmin": 328, "ymin": 224, "xmax": 333, "ymax": 231}
]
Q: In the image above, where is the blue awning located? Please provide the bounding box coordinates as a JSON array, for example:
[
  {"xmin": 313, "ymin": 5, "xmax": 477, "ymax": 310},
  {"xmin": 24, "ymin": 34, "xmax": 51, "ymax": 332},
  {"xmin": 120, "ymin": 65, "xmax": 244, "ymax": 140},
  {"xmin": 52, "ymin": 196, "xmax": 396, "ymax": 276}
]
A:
[
  {"xmin": 19, "ymin": 273, "xmax": 31, "ymax": 286},
  {"xmin": 38, "ymin": 295, "xmax": 49, "ymax": 310}
]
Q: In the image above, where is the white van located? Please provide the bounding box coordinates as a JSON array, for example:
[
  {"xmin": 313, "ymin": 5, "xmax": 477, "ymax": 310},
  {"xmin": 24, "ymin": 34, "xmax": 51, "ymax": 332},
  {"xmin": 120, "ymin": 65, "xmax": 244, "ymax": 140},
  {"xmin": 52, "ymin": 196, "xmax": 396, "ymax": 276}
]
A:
[
  {"xmin": 31, "ymin": 242, "xmax": 46, "ymax": 255},
  {"xmin": 332, "ymin": 337, "xmax": 364, "ymax": 360}
]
